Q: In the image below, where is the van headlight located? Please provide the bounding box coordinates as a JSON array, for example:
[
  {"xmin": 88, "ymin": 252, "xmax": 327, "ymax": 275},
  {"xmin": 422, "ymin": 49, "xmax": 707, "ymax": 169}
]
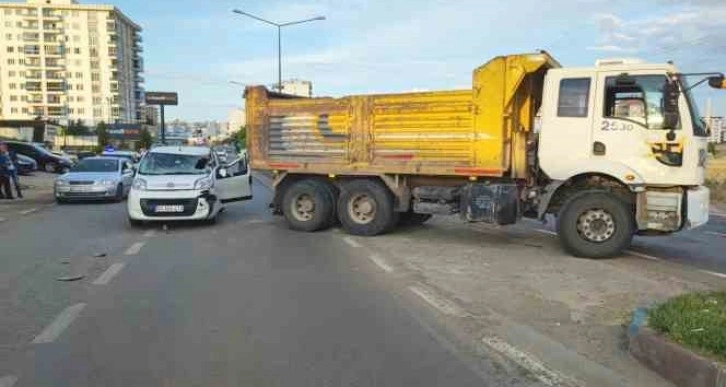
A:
[
  {"xmin": 194, "ymin": 177, "xmax": 213, "ymax": 190},
  {"xmin": 132, "ymin": 178, "xmax": 148, "ymax": 191}
]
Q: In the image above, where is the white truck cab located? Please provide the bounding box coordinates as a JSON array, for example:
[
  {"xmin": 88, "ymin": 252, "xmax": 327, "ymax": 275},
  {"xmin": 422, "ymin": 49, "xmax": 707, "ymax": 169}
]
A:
[
  {"xmin": 127, "ymin": 146, "xmax": 252, "ymax": 226},
  {"xmin": 537, "ymin": 58, "xmax": 718, "ymax": 250}
]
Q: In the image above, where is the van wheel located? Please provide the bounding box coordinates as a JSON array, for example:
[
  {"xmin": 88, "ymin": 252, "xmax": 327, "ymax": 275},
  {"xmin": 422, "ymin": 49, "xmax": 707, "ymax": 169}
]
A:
[
  {"xmin": 282, "ymin": 180, "xmax": 335, "ymax": 232},
  {"xmin": 113, "ymin": 184, "xmax": 124, "ymax": 202},
  {"xmin": 338, "ymin": 179, "xmax": 396, "ymax": 236},
  {"xmin": 557, "ymin": 191, "xmax": 634, "ymax": 259}
]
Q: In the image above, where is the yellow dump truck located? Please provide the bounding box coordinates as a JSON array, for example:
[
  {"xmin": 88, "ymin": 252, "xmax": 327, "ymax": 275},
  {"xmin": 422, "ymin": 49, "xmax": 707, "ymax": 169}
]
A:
[{"xmin": 245, "ymin": 52, "xmax": 724, "ymax": 258}]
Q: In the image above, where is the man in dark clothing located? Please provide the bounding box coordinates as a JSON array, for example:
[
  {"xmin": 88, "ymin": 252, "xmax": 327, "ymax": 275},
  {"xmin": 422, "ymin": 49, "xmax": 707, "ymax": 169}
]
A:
[{"xmin": 0, "ymin": 142, "xmax": 13, "ymax": 200}]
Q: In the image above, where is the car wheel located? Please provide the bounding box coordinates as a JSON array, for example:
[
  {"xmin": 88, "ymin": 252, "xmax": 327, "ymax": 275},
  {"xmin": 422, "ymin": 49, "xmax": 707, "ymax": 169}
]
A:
[
  {"xmin": 55, "ymin": 198, "xmax": 68, "ymax": 205},
  {"xmin": 44, "ymin": 162, "xmax": 57, "ymax": 173},
  {"xmin": 113, "ymin": 184, "xmax": 124, "ymax": 202}
]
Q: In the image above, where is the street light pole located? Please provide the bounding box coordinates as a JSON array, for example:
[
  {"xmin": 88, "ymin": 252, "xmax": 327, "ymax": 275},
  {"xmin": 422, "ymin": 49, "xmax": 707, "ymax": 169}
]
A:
[{"xmin": 232, "ymin": 9, "xmax": 325, "ymax": 92}]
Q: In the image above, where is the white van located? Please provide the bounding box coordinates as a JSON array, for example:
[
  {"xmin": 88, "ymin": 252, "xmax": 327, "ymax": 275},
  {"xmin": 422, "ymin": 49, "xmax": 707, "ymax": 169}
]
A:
[{"xmin": 127, "ymin": 146, "xmax": 251, "ymax": 226}]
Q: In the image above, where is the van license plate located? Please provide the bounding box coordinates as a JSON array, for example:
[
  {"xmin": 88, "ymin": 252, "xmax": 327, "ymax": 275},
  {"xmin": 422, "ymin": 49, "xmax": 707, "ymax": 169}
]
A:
[{"xmin": 154, "ymin": 205, "xmax": 184, "ymax": 213}]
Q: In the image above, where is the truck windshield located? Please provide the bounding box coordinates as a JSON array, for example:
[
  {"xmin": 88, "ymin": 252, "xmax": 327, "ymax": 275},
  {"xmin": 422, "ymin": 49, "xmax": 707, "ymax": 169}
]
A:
[{"xmin": 679, "ymin": 77, "xmax": 708, "ymax": 137}]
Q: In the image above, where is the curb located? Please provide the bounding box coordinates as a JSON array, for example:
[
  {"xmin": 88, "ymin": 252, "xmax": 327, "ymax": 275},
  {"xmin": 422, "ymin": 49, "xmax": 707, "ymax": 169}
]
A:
[{"xmin": 628, "ymin": 307, "xmax": 726, "ymax": 387}]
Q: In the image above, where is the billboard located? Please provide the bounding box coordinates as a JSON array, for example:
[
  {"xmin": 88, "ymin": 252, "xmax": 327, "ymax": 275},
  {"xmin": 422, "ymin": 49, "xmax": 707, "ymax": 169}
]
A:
[
  {"xmin": 145, "ymin": 92, "xmax": 178, "ymax": 106},
  {"xmin": 107, "ymin": 123, "xmax": 142, "ymax": 140}
]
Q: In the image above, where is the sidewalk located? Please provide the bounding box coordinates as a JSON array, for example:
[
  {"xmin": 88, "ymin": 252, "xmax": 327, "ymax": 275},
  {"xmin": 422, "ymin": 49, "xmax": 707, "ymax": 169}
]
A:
[{"xmin": 0, "ymin": 172, "xmax": 56, "ymax": 220}]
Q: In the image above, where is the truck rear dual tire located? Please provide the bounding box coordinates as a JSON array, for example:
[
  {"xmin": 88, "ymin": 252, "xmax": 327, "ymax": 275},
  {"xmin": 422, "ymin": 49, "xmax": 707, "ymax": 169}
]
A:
[
  {"xmin": 282, "ymin": 180, "xmax": 335, "ymax": 232},
  {"xmin": 338, "ymin": 179, "xmax": 397, "ymax": 236},
  {"xmin": 557, "ymin": 191, "xmax": 634, "ymax": 259}
]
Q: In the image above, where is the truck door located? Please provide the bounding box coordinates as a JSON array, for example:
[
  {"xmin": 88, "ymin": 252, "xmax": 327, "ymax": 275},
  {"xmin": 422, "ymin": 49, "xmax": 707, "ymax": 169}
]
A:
[
  {"xmin": 591, "ymin": 73, "xmax": 685, "ymax": 176},
  {"xmin": 216, "ymin": 157, "xmax": 252, "ymax": 203}
]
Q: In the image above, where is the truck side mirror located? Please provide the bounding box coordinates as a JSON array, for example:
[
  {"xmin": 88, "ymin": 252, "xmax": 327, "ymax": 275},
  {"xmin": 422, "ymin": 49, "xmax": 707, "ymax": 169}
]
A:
[
  {"xmin": 708, "ymin": 75, "xmax": 726, "ymax": 89},
  {"xmin": 663, "ymin": 81, "xmax": 680, "ymax": 130}
]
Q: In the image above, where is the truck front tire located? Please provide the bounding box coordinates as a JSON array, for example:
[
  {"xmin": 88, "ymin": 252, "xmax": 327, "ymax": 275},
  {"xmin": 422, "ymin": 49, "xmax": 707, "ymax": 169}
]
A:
[
  {"xmin": 338, "ymin": 179, "xmax": 396, "ymax": 236},
  {"xmin": 282, "ymin": 180, "xmax": 335, "ymax": 232},
  {"xmin": 557, "ymin": 191, "xmax": 634, "ymax": 259}
]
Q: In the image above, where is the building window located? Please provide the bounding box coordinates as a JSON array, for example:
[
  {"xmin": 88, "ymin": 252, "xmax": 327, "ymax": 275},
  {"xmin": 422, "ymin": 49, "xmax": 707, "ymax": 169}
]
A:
[
  {"xmin": 68, "ymin": 108, "xmax": 75, "ymax": 114},
  {"xmin": 557, "ymin": 78, "xmax": 591, "ymax": 118},
  {"xmin": 90, "ymin": 61, "xmax": 99, "ymax": 69},
  {"xmin": 18, "ymin": 59, "xmax": 24, "ymax": 65},
  {"xmin": 75, "ymin": 72, "xmax": 83, "ymax": 78},
  {"xmin": 21, "ymin": 95, "xmax": 27, "ymax": 102},
  {"xmin": 91, "ymin": 72, "xmax": 100, "ymax": 81},
  {"xmin": 73, "ymin": 35, "xmax": 81, "ymax": 42},
  {"xmin": 16, "ymin": 21, "xmax": 22, "ymax": 28},
  {"xmin": 11, "ymin": 108, "xmax": 18, "ymax": 114},
  {"xmin": 77, "ymin": 96, "xmax": 85, "ymax": 102},
  {"xmin": 78, "ymin": 108, "xmax": 85, "ymax": 114},
  {"xmin": 8, "ymin": 71, "xmax": 15, "ymax": 77},
  {"xmin": 3, "ymin": 9, "xmax": 11, "ymax": 15},
  {"xmin": 4, "ymin": 21, "xmax": 11, "ymax": 27},
  {"xmin": 67, "ymin": 84, "xmax": 73, "ymax": 90},
  {"xmin": 93, "ymin": 97, "xmax": 102, "ymax": 104},
  {"xmin": 92, "ymin": 85, "xmax": 100, "ymax": 93},
  {"xmin": 74, "ymin": 59, "xmax": 81, "ymax": 66},
  {"xmin": 6, "ymin": 59, "xmax": 14, "ymax": 65},
  {"xmin": 68, "ymin": 96, "xmax": 74, "ymax": 102},
  {"xmin": 77, "ymin": 84, "xmax": 84, "ymax": 90},
  {"xmin": 10, "ymin": 96, "xmax": 18, "ymax": 102},
  {"xmin": 22, "ymin": 108, "xmax": 28, "ymax": 114},
  {"xmin": 5, "ymin": 34, "xmax": 12, "ymax": 41},
  {"xmin": 94, "ymin": 108, "xmax": 102, "ymax": 117},
  {"xmin": 73, "ymin": 47, "xmax": 80, "ymax": 54},
  {"xmin": 8, "ymin": 83, "xmax": 16, "ymax": 90}
]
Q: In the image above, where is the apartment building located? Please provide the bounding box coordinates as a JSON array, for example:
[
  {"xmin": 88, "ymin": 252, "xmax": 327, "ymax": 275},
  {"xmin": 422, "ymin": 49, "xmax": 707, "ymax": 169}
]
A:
[{"xmin": 0, "ymin": 0, "xmax": 143, "ymax": 126}]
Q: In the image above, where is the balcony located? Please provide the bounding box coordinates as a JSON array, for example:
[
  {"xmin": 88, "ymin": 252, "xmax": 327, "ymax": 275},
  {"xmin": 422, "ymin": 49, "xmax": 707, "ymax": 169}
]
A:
[
  {"xmin": 108, "ymin": 39, "xmax": 118, "ymax": 47},
  {"xmin": 23, "ymin": 33, "xmax": 40, "ymax": 42},
  {"xmin": 23, "ymin": 23, "xmax": 39, "ymax": 30},
  {"xmin": 135, "ymin": 75, "xmax": 145, "ymax": 83},
  {"xmin": 44, "ymin": 48, "xmax": 65, "ymax": 57},
  {"xmin": 134, "ymin": 34, "xmax": 143, "ymax": 43},
  {"xmin": 133, "ymin": 45, "xmax": 143, "ymax": 52},
  {"xmin": 41, "ymin": 12, "xmax": 62, "ymax": 21},
  {"xmin": 22, "ymin": 12, "xmax": 39, "ymax": 19},
  {"xmin": 25, "ymin": 73, "xmax": 43, "ymax": 80},
  {"xmin": 25, "ymin": 82, "xmax": 42, "ymax": 92},
  {"xmin": 44, "ymin": 59, "xmax": 65, "ymax": 68},
  {"xmin": 42, "ymin": 23, "xmax": 63, "ymax": 31},
  {"xmin": 47, "ymin": 108, "xmax": 65, "ymax": 117},
  {"xmin": 46, "ymin": 81, "xmax": 66, "ymax": 93},
  {"xmin": 25, "ymin": 59, "xmax": 43, "ymax": 68},
  {"xmin": 46, "ymin": 72, "xmax": 64, "ymax": 80}
]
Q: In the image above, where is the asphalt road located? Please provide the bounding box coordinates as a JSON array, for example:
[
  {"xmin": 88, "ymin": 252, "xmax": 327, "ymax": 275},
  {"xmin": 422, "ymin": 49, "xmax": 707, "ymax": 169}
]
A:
[{"xmin": 0, "ymin": 180, "xmax": 529, "ymax": 387}]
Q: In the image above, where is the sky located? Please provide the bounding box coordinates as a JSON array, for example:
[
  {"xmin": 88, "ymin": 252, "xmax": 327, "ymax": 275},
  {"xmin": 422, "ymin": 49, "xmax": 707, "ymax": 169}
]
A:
[{"xmin": 109, "ymin": 0, "xmax": 726, "ymax": 121}]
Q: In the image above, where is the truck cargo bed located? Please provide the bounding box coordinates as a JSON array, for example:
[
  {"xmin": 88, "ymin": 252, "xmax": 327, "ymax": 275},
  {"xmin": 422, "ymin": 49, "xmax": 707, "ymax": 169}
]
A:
[{"xmin": 246, "ymin": 52, "xmax": 559, "ymax": 179}]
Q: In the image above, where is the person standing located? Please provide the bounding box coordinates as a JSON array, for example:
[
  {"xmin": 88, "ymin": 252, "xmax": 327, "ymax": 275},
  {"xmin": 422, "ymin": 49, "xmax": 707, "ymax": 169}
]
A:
[
  {"xmin": 0, "ymin": 142, "xmax": 14, "ymax": 200},
  {"xmin": 6, "ymin": 145, "xmax": 22, "ymax": 198}
]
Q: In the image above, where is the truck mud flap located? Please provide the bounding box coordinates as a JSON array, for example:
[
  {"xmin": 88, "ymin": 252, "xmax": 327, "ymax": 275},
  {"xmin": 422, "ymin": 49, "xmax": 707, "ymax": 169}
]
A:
[{"xmin": 460, "ymin": 183, "xmax": 519, "ymax": 225}]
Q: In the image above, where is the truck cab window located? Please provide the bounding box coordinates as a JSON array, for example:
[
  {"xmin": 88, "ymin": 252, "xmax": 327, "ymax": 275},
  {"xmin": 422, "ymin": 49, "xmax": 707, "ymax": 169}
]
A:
[
  {"xmin": 604, "ymin": 75, "xmax": 669, "ymax": 129},
  {"xmin": 557, "ymin": 78, "xmax": 591, "ymax": 117}
]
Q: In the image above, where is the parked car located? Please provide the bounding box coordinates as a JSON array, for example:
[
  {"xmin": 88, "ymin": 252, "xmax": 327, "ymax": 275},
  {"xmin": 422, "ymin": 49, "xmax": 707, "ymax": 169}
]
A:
[
  {"xmin": 4, "ymin": 141, "xmax": 73, "ymax": 173},
  {"xmin": 127, "ymin": 146, "xmax": 251, "ymax": 226},
  {"xmin": 16, "ymin": 154, "xmax": 38, "ymax": 175},
  {"xmin": 52, "ymin": 150, "xmax": 78, "ymax": 164},
  {"xmin": 54, "ymin": 157, "xmax": 135, "ymax": 203}
]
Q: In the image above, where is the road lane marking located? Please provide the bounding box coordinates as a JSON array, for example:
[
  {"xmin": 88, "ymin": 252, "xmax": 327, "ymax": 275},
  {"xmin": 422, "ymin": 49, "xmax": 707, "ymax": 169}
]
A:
[
  {"xmin": 31, "ymin": 303, "xmax": 86, "ymax": 344},
  {"xmin": 92, "ymin": 263, "xmax": 126, "ymax": 285},
  {"xmin": 408, "ymin": 285, "xmax": 466, "ymax": 317},
  {"xmin": 143, "ymin": 229, "xmax": 156, "ymax": 238},
  {"xmin": 704, "ymin": 231, "xmax": 726, "ymax": 238},
  {"xmin": 535, "ymin": 229, "xmax": 557, "ymax": 236},
  {"xmin": 19, "ymin": 208, "xmax": 37, "ymax": 215},
  {"xmin": 368, "ymin": 254, "xmax": 393, "ymax": 273},
  {"xmin": 482, "ymin": 336, "xmax": 571, "ymax": 387},
  {"xmin": 123, "ymin": 241, "xmax": 145, "ymax": 256},
  {"xmin": 342, "ymin": 236, "xmax": 363, "ymax": 248},
  {"xmin": 700, "ymin": 270, "xmax": 726, "ymax": 279},
  {"xmin": 0, "ymin": 375, "xmax": 18, "ymax": 387},
  {"xmin": 626, "ymin": 250, "xmax": 662, "ymax": 261}
]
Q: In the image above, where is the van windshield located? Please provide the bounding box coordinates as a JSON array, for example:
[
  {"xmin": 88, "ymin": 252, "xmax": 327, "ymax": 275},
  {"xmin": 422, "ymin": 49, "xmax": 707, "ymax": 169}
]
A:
[{"xmin": 138, "ymin": 152, "xmax": 210, "ymax": 176}]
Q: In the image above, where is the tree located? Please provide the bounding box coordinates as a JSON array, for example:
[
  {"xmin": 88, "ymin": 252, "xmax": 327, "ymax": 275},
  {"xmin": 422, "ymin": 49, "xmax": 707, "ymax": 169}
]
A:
[
  {"xmin": 138, "ymin": 128, "xmax": 153, "ymax": 149},
  {"xmin": 235, "ymin": 126, "xmax": 247, "ymax": 149},
  {"xmin": 96, "ymin": 121, "xmax": 109, "ymax": 147}
]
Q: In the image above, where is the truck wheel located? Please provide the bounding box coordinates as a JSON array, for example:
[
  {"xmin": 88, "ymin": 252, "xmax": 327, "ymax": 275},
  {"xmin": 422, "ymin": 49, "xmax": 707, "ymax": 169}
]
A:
[
  {"xmin": 557, "ymin": 191, "xmax": 634, "ymax": 259},
  {"xmin": 282, "ymin": 180, "xmax": 335, "ymax": 232},
  {"xmin": 338, "ymin": 179, "xmax": 396, "ymax": 236},
  {"xmin": 398, "ymin": 212, "xmax": 432, "ymax": 226}
]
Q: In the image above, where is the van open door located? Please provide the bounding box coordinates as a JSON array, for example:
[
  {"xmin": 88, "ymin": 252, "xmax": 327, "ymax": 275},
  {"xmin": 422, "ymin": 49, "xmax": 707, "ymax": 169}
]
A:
[{"xmin": 216, "ymin": 157, "xmax": 252, "ymax": 203}]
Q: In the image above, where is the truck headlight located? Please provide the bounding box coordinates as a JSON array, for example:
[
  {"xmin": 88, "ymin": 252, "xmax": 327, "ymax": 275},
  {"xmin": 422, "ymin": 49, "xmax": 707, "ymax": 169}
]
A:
[
  {"xmin": 132, "ymin": 178, "xmax": 148, "ymax": 191},
  {"xmin": 194, "ymin": 177, "xmax": 213, "ymax": 190}
]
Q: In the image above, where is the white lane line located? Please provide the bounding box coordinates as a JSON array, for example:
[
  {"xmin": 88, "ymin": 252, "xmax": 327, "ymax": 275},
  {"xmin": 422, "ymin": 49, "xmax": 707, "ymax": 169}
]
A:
[
  {"xmin": 342, "ymin": 236, "xmax": 363, "ymax": 248},
  {"xmin": 704, "ymin": 231, "xmax": 726, "ymax": 238},
  {"xmin": 92, "ymin": 263, "xmax": 126, "ymax": 285},
  {"xmin": 627, "ymin": 250, "xmax": 662, "ymax": 261},
  {"xmin": 535, "ymin": 229, "xmax": 557, "ymax": 236},
  {"xmin": 19, "ymin": 208, "xmax": 37, "ymax": 215},
  {"xmin": 143, "ymin": 229, "xmax": 156, "ymax": 238},
  {"xmin": 408, "ymin": 285, "xmax": 466, "ymax": 317},
  {"xmin": 700, "ymin": 270, "xmax": 726, "ymax": 279},
  {"xmin": 123, "ymin": 241, "xmax": 145, "ymax": 256},
  {"xmin": 0, "ymin": 375, "xmax": 18, "ymax": 387},
  {"xmin": 482, "ymin": 336, "xmax": 572, "ymax": 387},
  {"xmin": 368, "ymin": 254, "xmax": 393, "ymax": 273},
  {"xmin": 31, "ymin": 303, "xmax": 86, "ymax": 344}
]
